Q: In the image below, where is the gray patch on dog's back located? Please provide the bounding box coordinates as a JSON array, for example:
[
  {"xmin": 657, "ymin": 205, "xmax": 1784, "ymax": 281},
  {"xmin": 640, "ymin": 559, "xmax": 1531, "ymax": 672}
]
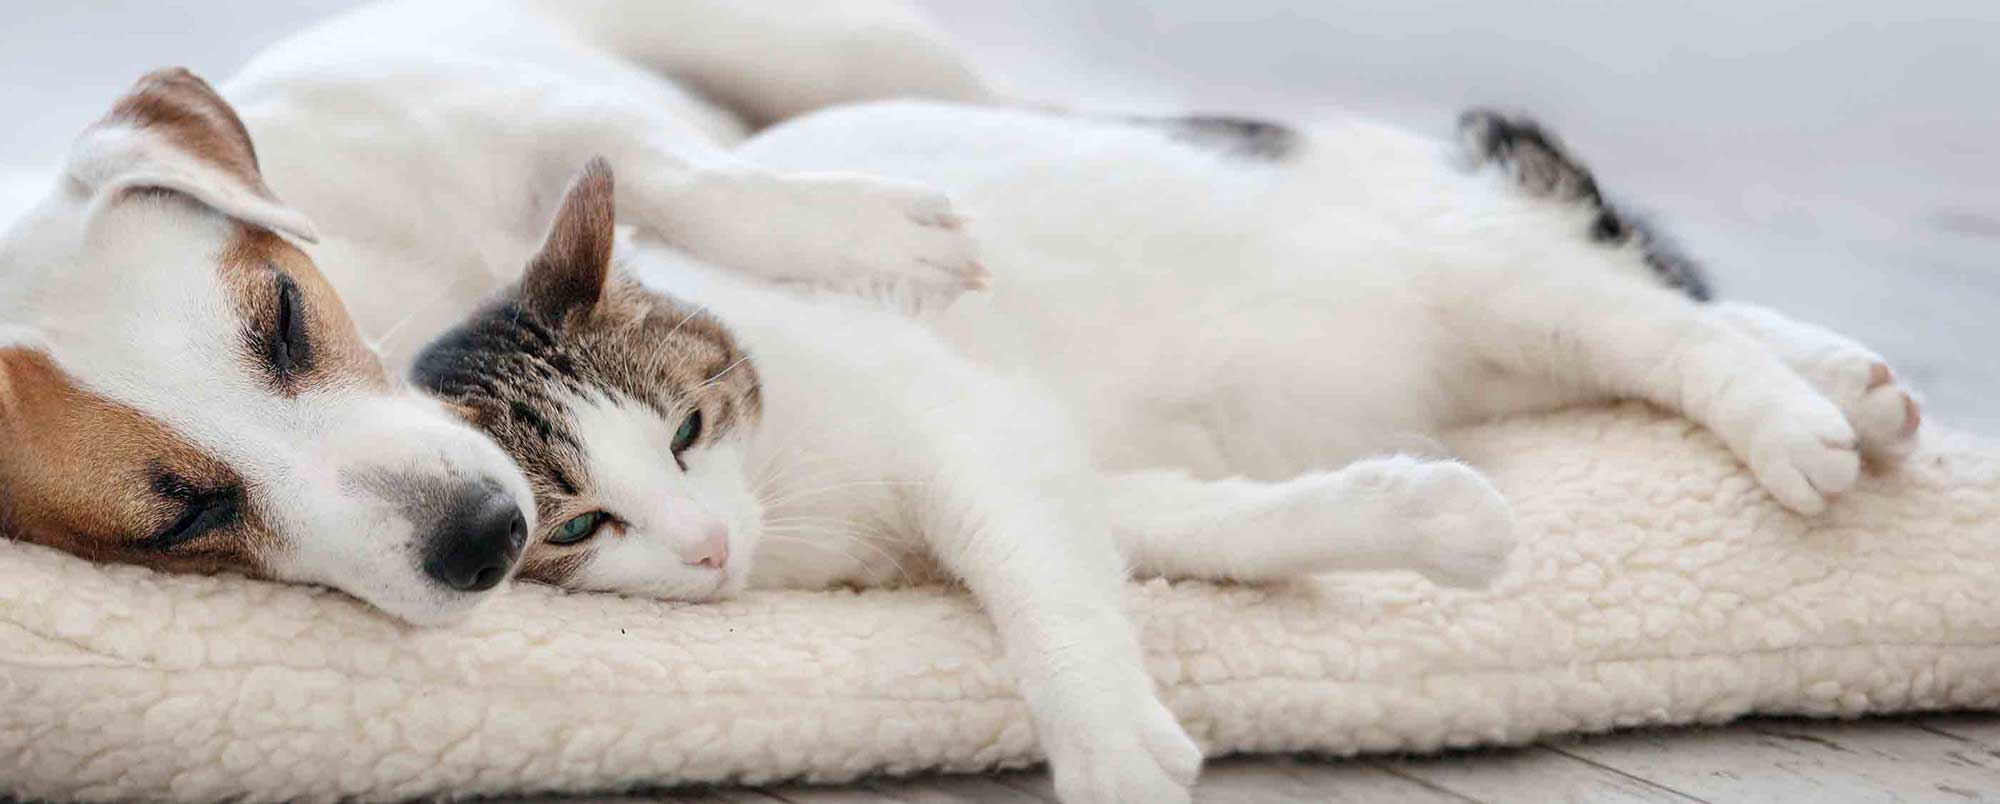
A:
[
  {"xmin": 1127, "ymin": 113, "xmax": 1299, "ymax": 161},
  {"xmin": 1458, "ymin": 108, "xmax": 1712, "ymax": 302}
]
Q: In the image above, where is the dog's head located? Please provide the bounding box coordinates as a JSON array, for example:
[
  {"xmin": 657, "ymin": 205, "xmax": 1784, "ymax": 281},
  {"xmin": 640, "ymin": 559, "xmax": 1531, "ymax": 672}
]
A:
[{"xmin": 0, "ymin": 69, "xmax": 533, "ymax": 626}]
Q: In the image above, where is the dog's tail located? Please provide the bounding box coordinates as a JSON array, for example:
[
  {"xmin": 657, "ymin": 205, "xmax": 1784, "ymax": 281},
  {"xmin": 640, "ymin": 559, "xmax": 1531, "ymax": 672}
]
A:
[{"xmin": 1458, "ymin": 108, "xmax": 1712, "ymax": 301}]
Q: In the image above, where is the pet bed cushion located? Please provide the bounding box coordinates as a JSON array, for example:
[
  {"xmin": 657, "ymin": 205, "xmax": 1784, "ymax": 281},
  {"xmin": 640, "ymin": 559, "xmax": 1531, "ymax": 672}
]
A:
[{"xmin": 3, "ymin": 404, "xmax": 1998, "ymax": 802}]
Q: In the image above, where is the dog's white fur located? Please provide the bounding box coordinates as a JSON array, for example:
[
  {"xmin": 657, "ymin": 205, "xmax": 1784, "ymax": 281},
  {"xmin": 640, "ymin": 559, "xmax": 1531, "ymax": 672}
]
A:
[
  {"xmin": 0, "ymin": 116, "xmax": 531, "ymax": 626},
  {"xmin": 0, "ymin": 0, "xmax": 982, "ymax": 627}
]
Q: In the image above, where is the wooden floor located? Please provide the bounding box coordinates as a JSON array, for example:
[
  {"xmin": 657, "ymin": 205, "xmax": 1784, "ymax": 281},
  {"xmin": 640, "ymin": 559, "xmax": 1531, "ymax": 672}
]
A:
[{"xmin": 544, "ymin": 714, "xmax": 2000, "ymax": 804}]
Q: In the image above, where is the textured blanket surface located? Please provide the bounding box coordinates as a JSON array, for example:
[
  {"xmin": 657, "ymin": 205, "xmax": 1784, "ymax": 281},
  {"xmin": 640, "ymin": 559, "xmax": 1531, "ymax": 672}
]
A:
[{"xmin": 3, "ymin": 404, "xmax": 1997, "ymax": 802}]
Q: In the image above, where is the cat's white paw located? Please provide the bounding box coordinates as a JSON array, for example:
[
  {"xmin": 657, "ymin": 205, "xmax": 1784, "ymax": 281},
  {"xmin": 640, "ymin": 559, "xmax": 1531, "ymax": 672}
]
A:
[
  {"xmin": 1046, "ymin": 695, "xmax": 1200, "ymax": 804},
  {"xmin": 1746, "ymin": 395, "xmax": 1861, "ymax": 515},
  {"xmin": 1805, "ymin": 352, "xmax": 1922, "ymax": 466},
  {"xmin": 779, "ymin": 173, "xmax": 987, "ymax": 304},
  {"xmin": 1401, "ymin": 461, "xmax": 1518, "ymax": 588}
]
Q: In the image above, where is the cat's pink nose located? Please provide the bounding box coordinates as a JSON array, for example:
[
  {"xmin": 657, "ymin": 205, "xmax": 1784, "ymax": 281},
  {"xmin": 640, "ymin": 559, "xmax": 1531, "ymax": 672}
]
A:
[{"xmin": 681, "ymin": 527, "xmax": 729, "ymax": 569}]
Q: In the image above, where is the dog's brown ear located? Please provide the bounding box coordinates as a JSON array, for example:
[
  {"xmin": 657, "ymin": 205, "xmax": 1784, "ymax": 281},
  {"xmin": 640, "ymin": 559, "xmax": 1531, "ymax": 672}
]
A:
[
  {"xmin": 0, "ymin": 351, "xmax": 23, "ymax": 422},
  {"xmin": 0, "ymin": 331, "xmax": 53, "ymax": 422},
  {"xmin": 522, "ymin": 158, "xmax": 616, "ymax": 322},
  {"xmin": 68, "ymin": 68, "xmax": 318, "ymax": 243}
]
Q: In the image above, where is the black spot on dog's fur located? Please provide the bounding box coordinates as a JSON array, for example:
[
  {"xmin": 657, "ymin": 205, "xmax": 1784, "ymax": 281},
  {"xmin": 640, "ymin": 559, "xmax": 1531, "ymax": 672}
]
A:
[{"xmin": 1458, "ymin": 108, "xmax": 1713, "ymax": 302}]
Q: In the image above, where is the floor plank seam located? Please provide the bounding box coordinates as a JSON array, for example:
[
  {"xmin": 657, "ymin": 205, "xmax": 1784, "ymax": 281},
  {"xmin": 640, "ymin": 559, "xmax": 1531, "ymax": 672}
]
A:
[
  {"xmin": 1541, "ymin": 744, "xmax": 1713, "ymax": 804},
  {"xmin": 1366, "ymin": 760, "xmax": 1489, "ymax": 804}
]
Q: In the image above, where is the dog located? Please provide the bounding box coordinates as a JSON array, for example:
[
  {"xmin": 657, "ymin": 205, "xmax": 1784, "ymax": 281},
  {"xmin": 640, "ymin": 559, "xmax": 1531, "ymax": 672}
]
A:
[{"xmin": 0, "ymin": 0, "xmax": 988, "ymax": 625}]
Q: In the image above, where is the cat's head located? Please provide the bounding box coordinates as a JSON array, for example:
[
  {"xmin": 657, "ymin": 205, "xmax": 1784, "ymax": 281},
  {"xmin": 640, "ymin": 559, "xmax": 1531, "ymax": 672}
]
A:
[{"xmin": 412, "ymin": 160, "xmax": 765, "ymax": 601}]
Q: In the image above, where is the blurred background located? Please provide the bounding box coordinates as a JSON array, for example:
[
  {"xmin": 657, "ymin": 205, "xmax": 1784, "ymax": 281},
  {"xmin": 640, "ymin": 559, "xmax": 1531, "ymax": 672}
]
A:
[{"xmin": 3, "ymin": 1, "xmax": 1994, "ymax": 431}]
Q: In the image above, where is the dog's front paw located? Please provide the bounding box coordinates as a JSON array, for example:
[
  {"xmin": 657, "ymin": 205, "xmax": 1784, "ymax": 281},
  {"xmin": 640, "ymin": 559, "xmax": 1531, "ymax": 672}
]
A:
[
  {"xmin": 1046, "ymin": 696, "xmax": 1200, "ymax": 804},
  {"xmin": 1400, "ymin": 461, "xmax": 1518, "ymax": 588},
  {"xmin": 1747, "ymin": 396, "xmax": 1861, "ymax": 515}
]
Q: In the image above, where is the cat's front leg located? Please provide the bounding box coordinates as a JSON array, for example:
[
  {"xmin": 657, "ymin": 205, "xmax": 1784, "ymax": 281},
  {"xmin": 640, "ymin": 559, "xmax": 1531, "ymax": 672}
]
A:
[
  {"xmin": 918, "ymin": 471, "xmax": 1200, "ymax": 802},
  {"xmin": 493, "ymin": 95, "xmax": 985, "ymax": 308},
  {"xmin": 626, "ymin": 168, "xmax": 987, "ymax": 308}
]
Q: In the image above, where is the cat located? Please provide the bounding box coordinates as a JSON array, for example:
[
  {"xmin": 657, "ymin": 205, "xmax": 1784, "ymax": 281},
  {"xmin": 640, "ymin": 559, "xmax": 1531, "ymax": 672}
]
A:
[
  {"xmin": 412, "ymin": 107, "xmax": 1921, "ymax": 803},
  {"xmin": 413, "ymin": 159, "xmax": 1522, "ymax": 803}
]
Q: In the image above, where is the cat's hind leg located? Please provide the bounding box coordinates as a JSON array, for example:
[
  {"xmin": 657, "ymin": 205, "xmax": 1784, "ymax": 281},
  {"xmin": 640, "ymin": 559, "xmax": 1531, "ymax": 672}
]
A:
[
  {"xmin": 1711, "ymin": 302, "xmax": 1922, "ymax": 465},
  {"xmin": 1104, "ymin": 457, "xmax": 1518, "ymax": 589},
  {"xmin": 1451, "ymin": 109, "xmax": 1881, "ymax": 513},
  {"xmin": 1451, "ymin": 263, "xmax": 1863, "ymax": 514}
]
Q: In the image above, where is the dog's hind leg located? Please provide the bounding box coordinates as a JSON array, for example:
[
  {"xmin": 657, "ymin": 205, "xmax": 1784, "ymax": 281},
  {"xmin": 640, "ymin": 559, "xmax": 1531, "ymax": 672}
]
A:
[
  {"xmin": 526, "ymin": 0, "xmax": 989, "ymax": 127},
  {"xmin": 1102, "ymin": 458, "xmax": 1517, "ymax": 589}
]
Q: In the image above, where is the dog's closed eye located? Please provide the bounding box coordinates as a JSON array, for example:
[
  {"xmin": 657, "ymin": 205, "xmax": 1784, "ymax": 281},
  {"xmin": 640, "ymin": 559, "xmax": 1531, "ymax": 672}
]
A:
[
  {"xmin": 139, "ymin": 468, "xmax": 243, "ymax": 551},
  {"xmin": 268, "ymin": 271, "xmax": 312, "ymax": 380},
  {"xmin": 259, "ymin": 270, "xmax": 314, "ymax": 390}
]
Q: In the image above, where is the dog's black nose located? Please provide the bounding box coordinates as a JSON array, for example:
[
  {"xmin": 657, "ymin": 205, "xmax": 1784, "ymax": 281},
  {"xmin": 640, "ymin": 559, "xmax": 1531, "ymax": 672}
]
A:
[{"xmin": 423, "ymin": 487, "xmax": 527, "ymax": 593}]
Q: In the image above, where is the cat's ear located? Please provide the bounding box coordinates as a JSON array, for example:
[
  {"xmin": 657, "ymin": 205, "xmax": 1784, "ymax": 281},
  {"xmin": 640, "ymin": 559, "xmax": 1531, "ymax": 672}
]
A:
[{"xmin": 522, "ymin": 158, "xmax": 616, "ymax": 322}]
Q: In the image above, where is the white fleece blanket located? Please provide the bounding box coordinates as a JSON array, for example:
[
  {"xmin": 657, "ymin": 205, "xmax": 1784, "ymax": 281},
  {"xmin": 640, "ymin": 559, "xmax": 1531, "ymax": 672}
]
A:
[{"xmin": 3, "ymin": 404, "xmax": 1997, "ymax": 802}]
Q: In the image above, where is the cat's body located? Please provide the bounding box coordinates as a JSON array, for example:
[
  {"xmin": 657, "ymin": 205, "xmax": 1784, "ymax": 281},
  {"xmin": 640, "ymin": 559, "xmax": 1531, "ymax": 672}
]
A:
[
  {"xmin": 420, "ymin": 100, "xmax": 1924, "ymax": 803},
  {"xmin": 416, "ymin": 139, "xmax": 1537, "ymax": 802},
  {"xmin": 739, "ymin": 102, "xmax": 1920, "ymax": 492}
]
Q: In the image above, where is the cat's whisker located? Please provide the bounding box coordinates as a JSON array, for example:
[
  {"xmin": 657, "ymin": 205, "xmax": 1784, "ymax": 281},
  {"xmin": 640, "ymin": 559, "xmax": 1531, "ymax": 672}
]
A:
[
  {"xmin": 691, "ymin": 354, "xmax": 752, "ymax": 392},
  {"xmin": 758, "ymin": 523, "xmax": 921, "ymax": 587}
]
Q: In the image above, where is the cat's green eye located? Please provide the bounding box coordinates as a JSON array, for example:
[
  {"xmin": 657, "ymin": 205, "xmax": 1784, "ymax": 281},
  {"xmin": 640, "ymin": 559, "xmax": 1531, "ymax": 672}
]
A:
[
  {"xmin": 550, "ymin": 511, "xmax": 607, "ymax": 546},
  {"xmin": 671, "ymin": 410, "xmax": 703, "ymax": 455}
]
